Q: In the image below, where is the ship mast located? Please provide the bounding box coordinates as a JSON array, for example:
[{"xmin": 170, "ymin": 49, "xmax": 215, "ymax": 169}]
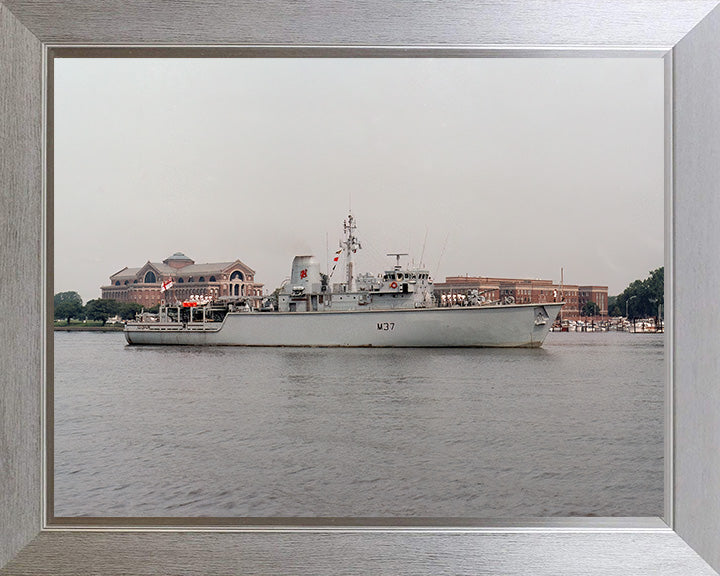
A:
[{"xmin": 342, "ymin": 213, "xmax": 361, "ymax": 292}]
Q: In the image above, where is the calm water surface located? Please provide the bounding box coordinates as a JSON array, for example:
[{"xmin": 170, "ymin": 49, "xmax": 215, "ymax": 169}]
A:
[{"xmin": 54, "ymin": 331, "xmax": 663, "ymax": 517}]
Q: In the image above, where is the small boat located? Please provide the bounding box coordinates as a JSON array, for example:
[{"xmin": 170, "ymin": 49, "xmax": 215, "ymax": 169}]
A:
[{"xmin": 125, "ymin": 215, "xmax": 563, "ymax": 348}]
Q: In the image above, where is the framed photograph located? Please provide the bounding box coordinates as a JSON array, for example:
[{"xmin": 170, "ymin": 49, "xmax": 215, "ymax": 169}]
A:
[
  {"xmin": 50, "ymin": 54, "xmax": 665, "ymax": 523},
  {"xmin": 2, "ymin": 2, "xmax": 720, "ymax": 574}
]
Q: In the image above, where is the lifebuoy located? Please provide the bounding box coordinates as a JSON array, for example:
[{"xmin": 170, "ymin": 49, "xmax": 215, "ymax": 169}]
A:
[{"xmin": 390, "ymin": 281, "xmax": 398, "ymax": 289}]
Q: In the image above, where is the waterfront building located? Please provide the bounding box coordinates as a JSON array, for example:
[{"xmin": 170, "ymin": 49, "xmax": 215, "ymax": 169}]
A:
[
  {"xmin": 435, "ymin": 275, "xmax": 608, "ymax": 319},
  {"xmin": 101, "ymin": 252, "xmax": 264, "ymax": 307}
]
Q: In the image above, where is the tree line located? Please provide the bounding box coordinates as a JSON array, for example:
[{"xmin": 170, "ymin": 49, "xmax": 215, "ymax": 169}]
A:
[
  {"xmin": 607, "ymin": 267, "xmax": 664, "ymax": 320},
  {"xmin": 54, "ymin": 291, "xmax": 151, "ymax": 325}
]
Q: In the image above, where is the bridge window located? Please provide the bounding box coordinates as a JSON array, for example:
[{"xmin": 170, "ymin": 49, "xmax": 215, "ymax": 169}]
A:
[{"xmin": 144, "ymin": 271, "xmax": 156, "ymax": 284}]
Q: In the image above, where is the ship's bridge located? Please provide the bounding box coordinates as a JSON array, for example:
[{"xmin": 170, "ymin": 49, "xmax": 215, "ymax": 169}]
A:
[
  {"xmin": 374, "ymin": 267, "xmax": 433, "ymax": 300},
  {"xmin": 382, "ymin": 270, "xmax": 431, "ymax": 283}
]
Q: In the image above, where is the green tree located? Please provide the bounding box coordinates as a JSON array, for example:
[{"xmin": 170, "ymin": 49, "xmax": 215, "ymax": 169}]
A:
[
  {"xmin": 581, "ymin": 301, "xmax": 600, "ymax": 316},
  {"xmin": 607, "ymin": 295, "xmax": 622, "ymax": 317},
  {"xmin": 54, "ymin": 291, "xmax": 83, "ymax": 325},
  {"xmin": 117, "ymin": 302, "xmax": 143, "ymax": 321},
  {"xmin": 84, "ymin": 299, "xmax": 119, "ymax": 326},
  {"xmin": 615, "ymin": 267, "xmax": 664, "ymax": 320}
]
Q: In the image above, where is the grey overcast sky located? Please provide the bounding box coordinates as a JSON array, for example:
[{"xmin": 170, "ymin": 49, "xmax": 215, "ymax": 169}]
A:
[{"xmin": 54, "ymin": 58, "xmax": 663, "ymax": 303}]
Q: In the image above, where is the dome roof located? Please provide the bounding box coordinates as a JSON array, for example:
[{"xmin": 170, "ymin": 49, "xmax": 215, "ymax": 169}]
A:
[{"xmin": 163, "ymin": 252, "xmax": 195, "ymax": 268}]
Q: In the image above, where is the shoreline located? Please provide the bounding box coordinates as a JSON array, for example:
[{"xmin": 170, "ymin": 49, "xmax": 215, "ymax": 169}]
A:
[{"xmin": 54, "ymin": 325, "xmax": 124, "ymax": 332}]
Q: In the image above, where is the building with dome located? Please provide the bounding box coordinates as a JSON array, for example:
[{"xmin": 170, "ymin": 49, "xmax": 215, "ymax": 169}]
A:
[{"xmin": 100, "ymin": 252, "xmax": 264, "ymax": 307}]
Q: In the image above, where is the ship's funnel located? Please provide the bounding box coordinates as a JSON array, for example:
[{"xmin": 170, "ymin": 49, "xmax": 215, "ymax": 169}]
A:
[{"xmin": 289, "ymin": 255, "xmax": 322, "ymax": 293}]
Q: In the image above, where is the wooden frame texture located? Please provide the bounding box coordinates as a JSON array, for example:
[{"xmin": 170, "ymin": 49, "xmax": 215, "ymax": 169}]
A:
[{"xmin": 2, "ymin": 2, "xmax": 720, "ymax": 574}]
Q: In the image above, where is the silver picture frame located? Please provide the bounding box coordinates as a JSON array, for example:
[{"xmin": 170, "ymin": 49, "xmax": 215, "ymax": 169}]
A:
[{"xmin": 2, "ymin": 2, "xmax": 720, "ymax": 574}]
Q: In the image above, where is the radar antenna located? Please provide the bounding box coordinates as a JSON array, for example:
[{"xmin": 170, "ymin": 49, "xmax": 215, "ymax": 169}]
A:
[{"xmin": 386, "ymin": 253, "xmax": 409, "ymax": 271}]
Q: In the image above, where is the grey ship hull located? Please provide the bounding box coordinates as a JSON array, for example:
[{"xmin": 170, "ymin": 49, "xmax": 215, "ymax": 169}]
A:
[{"xmin": 125, "ymin": 302, "xmax": 563, "ymax": 348}]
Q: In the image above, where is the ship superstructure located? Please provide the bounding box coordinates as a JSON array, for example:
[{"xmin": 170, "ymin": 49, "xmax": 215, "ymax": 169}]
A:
[{"xmin": 277, "ymin": 215, "xmax": 433, "ymax": 313}]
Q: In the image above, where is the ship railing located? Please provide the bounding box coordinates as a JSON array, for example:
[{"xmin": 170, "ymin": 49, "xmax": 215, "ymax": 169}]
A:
[{"xmin": 127, "ymin": 322, "xmax": 221, "ymax": 332}]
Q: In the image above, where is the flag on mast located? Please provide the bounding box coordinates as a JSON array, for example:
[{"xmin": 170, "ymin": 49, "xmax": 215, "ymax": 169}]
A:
[
  {"xmin": 330, "ymin": 250, "xmax": 343, "ymax": 277},
  {"xmin": 161, "ymin": 279, "xmax": 174, "ymax": 292}
]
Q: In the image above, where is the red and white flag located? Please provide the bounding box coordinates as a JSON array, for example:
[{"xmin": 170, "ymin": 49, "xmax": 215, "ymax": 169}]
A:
[{"xmin": 161, "ymin": 279, "xmax": 174, "ymax": 292}]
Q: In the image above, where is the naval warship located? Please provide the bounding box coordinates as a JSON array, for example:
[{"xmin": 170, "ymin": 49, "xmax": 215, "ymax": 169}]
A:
[{"xmin": 124, "ymin": 214, "xmax": 562, "ymax": 347}]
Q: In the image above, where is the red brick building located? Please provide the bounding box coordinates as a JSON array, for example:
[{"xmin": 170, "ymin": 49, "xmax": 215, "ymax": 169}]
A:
[
  {"xmin": 579, "ymin": 286, "xmax": 608, "ymax": 318},
  {"xmin": 435, "ymin": 275, "xmax": 608, "ymax": 319},
  {"xmin": 101, "ymin": 252, "xmax": 264, "ymax": 307}
]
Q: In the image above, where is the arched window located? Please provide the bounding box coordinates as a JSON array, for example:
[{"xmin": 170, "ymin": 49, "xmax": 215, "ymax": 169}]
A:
[
  {"xmin": 124, "ymin": 281, "xmax": 128, "ymax": 285},
  {"xmin": 209, "ymin": 276, "xmax": 216, "ymax": 282},
  {"xmin": 144, "ymin": 271, "xmax": 156, "ymax": 284},
  {"xmin": 178, "ymin": 278, "xmax": 184, "ymax": 283},
  {"xmin": 199, "ymin": 277, "xmax": 205, "ymax": 282},
  {"xmin": 115, "ymin": 281, "xmax": 120, "ymax": 286},
  {"xmin": 234, "ymin": 284, "xmax": 239, "ymax": 296},
  {"xmin": 230, "ymin": 271, "xmax": 244, "ymax": 281}
]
